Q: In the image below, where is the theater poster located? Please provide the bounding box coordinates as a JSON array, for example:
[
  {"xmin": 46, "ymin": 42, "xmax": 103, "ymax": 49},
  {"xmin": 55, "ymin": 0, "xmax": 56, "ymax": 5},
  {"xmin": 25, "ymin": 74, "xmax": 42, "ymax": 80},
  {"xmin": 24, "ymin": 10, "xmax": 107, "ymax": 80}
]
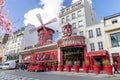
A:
[{"xmin": 22, "ymin": 50, "xmax": 58, "ymax": 63}]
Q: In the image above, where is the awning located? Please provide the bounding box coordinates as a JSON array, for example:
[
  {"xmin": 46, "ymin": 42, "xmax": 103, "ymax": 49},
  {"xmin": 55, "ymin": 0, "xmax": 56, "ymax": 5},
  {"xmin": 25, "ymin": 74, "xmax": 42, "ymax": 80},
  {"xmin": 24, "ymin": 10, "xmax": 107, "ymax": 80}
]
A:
[{"xmin": 87, "ymin": 50, "xmax": 109, "ymax": 57}]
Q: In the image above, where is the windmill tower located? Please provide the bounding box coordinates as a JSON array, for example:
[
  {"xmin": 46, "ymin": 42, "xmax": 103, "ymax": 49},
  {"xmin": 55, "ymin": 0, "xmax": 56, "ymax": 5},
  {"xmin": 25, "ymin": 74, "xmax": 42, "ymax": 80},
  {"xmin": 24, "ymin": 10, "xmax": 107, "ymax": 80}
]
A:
[{"xmin": 29, "ymin": 14, "xmax": 57, "ymax": 45}]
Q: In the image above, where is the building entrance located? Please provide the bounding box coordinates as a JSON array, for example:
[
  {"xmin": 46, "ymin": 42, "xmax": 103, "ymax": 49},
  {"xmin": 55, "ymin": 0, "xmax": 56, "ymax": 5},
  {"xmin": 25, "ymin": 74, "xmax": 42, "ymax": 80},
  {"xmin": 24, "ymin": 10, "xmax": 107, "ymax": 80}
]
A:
[
  {"xmin": 94, "ymin": 57, "xmax": 104, "ymax": 70},
  {"xmin": 62, "ymin": 47, "xmax": 84, "ymax": 67}
]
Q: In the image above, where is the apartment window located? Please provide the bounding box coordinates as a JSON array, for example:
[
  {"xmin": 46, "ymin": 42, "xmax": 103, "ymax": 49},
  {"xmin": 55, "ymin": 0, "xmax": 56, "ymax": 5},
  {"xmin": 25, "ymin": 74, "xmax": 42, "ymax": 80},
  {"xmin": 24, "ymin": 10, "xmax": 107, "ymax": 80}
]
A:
[
  {"xmin": 77, "ymin": 2, "xmax": 81, "ymax": 6},
  {"xmin": 73, "ymin": 33, "xmax": 77, "ymax": 35},
  {"xmin": 90, "ymin": 43, "xmax": 95, "ymax": 52},
  {"xmin": 72, "ymin": 13, "xmax": 76, "ymax": 19},
  {"xmin": 110, "ymin": 32, "xmax": 120, "ymax": 47},
  {"xmin": 98, "ymin": 42, "xmax": 103, "ymax": 50},
  {"xmin": 78, "ymin": 20, "xmax": 83, "ymax": 27},
  {"xmin": 66, "ymin": 16, "xmax": 70, "ymax": 21},
  {"xmin": 17, "ymin": 49, "xmax": 20, "ymax": 52},
  {"xmin": 66, "ymin": 8, "xmax": 70, "ymax": 12},
  {"xmin": 61, "ymin": 18, "xmax": 65, "ymax": 23},
  {"xmin": 112, "ymin": 19, "xmax": 118, "ymax": 24},
  {"xmin": 88, "ymin": 30, "xmax": 93, "ymax": 38},
  {"xmin": 72, "ymin": 23, "xmax": 76, "ymax": 29},
  {"xmin": 14, "ymin": 50, "xmax": 16, "ymax": 53},
  {"xmin": 72, "ymin": 6, "xmax": 75, "ymax": 10},
  {"xmin": 79, "ymin": 31, "xmax": 84, "ymax": 36},
  {"xmin": 96, "ymin": 28, "xmax": 101, "ymax": 36},
  {"xmin": 77, "ymin": 10, "xmax": 82, "ymax": 17}
]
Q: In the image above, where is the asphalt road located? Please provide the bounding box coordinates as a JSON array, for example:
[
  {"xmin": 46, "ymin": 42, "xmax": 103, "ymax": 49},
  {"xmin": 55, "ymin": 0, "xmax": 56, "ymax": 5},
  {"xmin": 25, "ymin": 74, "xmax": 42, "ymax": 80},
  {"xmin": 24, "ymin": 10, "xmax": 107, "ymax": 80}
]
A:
[{"xmin": 0, "ymin": 69, "xmax": 119, "ymax": 80}]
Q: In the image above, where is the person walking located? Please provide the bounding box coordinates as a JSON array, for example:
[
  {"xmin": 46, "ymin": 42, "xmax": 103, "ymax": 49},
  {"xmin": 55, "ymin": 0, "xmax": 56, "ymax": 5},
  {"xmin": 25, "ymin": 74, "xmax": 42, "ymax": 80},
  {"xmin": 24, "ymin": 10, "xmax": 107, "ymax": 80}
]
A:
[
  {"xmin": 113, "ymin": 60, "xmax": 119, "ymax": 74},
  {"xmin": 15, "ymin": 63, "xmax": 19, "ymax": 71}
]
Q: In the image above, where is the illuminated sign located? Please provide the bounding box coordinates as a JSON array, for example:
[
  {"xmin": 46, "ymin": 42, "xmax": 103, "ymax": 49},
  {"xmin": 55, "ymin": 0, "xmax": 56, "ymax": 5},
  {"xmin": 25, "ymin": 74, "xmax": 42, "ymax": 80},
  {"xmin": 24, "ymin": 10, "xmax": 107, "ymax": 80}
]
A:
[{"xmin": 57, "ymin": 36, "xmax": 85, "ymax": 47}]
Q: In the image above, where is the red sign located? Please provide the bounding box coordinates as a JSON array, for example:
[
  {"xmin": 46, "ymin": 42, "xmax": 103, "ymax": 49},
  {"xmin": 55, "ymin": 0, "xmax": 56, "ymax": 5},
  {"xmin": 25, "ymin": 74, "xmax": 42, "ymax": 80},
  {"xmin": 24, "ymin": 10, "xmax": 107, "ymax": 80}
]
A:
[
  {"xmin": 57, "ymin": 36, "xmax": 85, "ymax": 47},
  {"xmin": 22, "ymin": 54, "xmax": 32, "ymax": 63},
  {"xmin": 63, "ymin": 23, "xmax": 72, "ymax": 37},
  {"xmin": 112, "ymin": 53, "xmax": 119, "ymax": 57},
  {"xmin": 35, "ymin": 51, "xmax": 57, "ymax": 61},
  {"xmin": 22, "ymin": 50, "xmax": 58, "ymax": 63}
]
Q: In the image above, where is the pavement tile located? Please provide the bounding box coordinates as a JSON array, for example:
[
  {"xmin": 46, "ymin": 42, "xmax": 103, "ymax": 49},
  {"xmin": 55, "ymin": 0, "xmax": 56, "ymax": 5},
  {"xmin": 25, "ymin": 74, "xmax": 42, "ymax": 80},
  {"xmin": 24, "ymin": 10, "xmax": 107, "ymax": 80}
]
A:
[{"xmin": 0, "ymin": 70, "xmax": 41, "ymax": 80}]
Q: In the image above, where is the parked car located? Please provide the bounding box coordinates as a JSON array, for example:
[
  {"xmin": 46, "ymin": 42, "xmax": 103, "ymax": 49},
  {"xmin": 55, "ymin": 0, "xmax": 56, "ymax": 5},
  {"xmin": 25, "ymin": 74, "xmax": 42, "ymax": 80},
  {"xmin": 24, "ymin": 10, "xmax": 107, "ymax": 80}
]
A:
[
  {"xmin": 27, "ymin": 62, "xmax": 46, "ymax": 72},
  {"xmin": 2, "ymin": 60, "xmax": 18, "ymax": 69}
]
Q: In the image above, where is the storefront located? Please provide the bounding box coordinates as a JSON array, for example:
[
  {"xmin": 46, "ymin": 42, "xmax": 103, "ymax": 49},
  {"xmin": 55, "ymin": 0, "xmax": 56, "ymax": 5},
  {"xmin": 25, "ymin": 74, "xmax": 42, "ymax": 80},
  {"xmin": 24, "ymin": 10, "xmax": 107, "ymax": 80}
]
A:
[
  {"xmin": 57, "ymin": 36, "xmax": 86, "ymax": 67},
  {"xmin": 112, "ymin": 53, "xmax": 120, "ymax": 70},
  {"xmin": 20, "ymin": 43, "xmax": 58, "ymax": 65},
  {"xmin": 86, "ymin": 50, "xmax": 110, "ymax": 70}
]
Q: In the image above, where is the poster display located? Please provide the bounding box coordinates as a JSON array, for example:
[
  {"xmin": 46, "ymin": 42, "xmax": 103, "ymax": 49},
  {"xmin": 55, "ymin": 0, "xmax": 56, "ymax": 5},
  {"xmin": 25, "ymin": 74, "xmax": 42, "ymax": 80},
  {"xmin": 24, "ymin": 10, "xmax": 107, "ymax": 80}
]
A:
[{"xmin": 22, "ymin": 50, "xmax": 58, "ymax": 63}]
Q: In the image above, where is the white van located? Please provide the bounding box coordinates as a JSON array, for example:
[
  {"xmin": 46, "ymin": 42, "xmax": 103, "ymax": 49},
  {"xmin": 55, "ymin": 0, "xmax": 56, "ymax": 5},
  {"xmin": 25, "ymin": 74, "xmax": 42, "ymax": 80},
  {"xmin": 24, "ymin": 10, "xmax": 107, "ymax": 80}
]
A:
[{"xmin": 2, "ymin": 60, "xmax": 18, "ymax": 69}]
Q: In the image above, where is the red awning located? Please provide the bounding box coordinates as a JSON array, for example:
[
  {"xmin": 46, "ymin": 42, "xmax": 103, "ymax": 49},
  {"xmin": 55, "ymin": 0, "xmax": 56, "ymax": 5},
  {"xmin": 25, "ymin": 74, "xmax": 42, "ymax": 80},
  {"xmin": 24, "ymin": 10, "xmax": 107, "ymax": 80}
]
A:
[
  {"xmin": 87, "ymin": 50, "xmax": 108, "ymax": 57},
  {"xmin": 112, "ymin": 53, "xmax": 119, "ymax": 57}
]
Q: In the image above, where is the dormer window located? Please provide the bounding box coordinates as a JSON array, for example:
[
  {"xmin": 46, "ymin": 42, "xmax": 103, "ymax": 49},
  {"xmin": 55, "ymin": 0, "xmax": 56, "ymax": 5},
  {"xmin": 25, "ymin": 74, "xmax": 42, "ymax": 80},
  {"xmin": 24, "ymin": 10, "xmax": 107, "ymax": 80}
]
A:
[{"xmin": 112, "ymin": 19, "xmax": 118, "ymax": 24}]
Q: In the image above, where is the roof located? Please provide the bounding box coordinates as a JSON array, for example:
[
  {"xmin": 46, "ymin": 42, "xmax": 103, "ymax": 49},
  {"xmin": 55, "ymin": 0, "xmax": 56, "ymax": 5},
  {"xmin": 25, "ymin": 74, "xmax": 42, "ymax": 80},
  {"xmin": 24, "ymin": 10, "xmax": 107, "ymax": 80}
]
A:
[
  {"xmin": 104, "ymin": 12, "xmax": 120, "ymax": 20},
  {"xmin": 37, "ymin": 27, "xmax": 55, "ymax": 33}
]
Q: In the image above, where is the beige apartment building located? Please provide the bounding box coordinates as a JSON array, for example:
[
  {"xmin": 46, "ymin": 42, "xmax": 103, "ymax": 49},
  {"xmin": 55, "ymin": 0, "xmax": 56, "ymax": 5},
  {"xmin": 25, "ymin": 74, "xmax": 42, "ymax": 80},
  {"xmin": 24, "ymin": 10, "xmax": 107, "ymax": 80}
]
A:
[
  {"xmin": 59, "ymin": 0, "xmax": 96, "ymax": 38},
  {"xmin": 102, "ymin": 13, "xmax": 120, "ymax": 61},
  {"xmin": 4, "ymin": 27, "xmax": 24, "ymax": 61},
  {"xmin": 59, "ymin": 0, "xmax": 120, "ymax": 63}
]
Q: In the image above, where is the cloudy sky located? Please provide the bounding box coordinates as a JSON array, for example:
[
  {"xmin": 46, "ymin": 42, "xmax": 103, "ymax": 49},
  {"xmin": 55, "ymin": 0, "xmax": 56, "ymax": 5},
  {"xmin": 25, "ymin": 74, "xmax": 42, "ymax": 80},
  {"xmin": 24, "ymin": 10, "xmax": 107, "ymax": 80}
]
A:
[
  {"xmin": 3, "ymin": 0, "xmax": 120, "ymax": 30},
  {"xmin": 3, "ymin": 0, "xmax": 120, "ymax": 40}
]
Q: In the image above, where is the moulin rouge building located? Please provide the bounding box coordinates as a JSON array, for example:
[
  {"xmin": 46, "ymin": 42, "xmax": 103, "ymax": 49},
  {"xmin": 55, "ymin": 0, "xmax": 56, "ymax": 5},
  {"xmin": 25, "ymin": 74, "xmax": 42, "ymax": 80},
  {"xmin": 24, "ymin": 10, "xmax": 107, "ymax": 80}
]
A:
[
  {"xmin": 20, "ymin": 22, "xmax": 109, "ymax": 70},
  {"xmin": 20, "ymin": 0, "xmax": 120, "ymax": 70}
]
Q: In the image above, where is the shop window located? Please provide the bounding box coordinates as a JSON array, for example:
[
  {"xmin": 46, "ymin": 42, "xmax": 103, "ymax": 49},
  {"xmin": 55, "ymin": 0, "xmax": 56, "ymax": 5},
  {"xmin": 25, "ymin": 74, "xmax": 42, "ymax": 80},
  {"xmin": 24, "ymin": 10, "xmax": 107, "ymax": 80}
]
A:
[
  {"xmin": 88, "ymin": 30, "xmax": 93, "ymax": 38},
  {"xmin": 96, "ymin": 28, "xmax": 101, "ymax": 36},
  {"xmin": 90, "ymin": 43, "xmax": 95, "ymax": 52},
  {"xmin": 110, "ymin": 32, "xmax": 120, "ymax": 47},
  {"xmin": 98, "ymin": 42, "xmax": 103, "ymax": 50},
  {"xmin": 72, "ymin": 13, "xmax": 76, "ymax": 19}
]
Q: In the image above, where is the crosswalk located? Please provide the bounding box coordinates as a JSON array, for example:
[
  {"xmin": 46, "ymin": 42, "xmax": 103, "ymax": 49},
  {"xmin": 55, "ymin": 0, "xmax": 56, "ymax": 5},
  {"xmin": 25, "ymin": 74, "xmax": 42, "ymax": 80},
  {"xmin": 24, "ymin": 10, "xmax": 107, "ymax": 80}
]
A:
[{"xmin": 0, "ymin": 71, "xmax": 40, "ymax": 80}]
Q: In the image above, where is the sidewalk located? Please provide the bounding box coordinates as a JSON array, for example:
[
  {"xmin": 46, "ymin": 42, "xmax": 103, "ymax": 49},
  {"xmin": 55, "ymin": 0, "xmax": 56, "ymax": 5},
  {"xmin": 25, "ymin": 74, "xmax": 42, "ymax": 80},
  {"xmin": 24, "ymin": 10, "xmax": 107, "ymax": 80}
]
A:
[
  {"xmin": 44, "ymin": 69, "xmax": 120, "ymax": 79},
  {"xmin": 6, "ymin": 69, "xmax": 120, "ymax": 79}
]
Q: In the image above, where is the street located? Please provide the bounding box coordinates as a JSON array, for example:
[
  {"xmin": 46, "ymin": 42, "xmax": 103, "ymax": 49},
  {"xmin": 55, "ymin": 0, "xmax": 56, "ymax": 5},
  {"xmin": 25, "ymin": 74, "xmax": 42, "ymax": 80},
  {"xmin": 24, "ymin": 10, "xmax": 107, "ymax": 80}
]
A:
[{"xmin": 0, "ymin": 69, "xmax": 119, "ymax": 80}]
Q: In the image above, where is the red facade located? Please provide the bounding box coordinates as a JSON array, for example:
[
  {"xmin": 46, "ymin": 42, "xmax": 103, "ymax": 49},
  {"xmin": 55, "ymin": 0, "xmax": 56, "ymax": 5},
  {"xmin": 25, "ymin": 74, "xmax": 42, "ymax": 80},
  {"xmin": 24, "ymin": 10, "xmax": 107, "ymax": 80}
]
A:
[
  {"xmin": 22, "ymin": 50, "xmax": 58, "ymax": 63},
  {"xmin": 86, "ymin": 51, "xmax": 110, "ymax": 70},
  {"xmin": 37, "ymin": 27, "xmax": 54, "ymax": 45},
  {"xmin": 21, "ymin": 23, "xmax": 111, "ymax": 71},
  {"xmin": 0, "ymin": 57, "xmax": 2, "ymax": 63}
]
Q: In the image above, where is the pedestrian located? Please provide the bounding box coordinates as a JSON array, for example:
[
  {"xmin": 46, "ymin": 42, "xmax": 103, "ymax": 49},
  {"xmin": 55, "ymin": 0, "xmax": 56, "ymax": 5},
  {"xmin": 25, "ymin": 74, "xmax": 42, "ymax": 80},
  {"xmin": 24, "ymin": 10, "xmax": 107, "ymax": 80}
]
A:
[
  {"xmin": 113, "ymin": 60, "xmax": 119, "ymax": 74},
  {"xmin": 15, "ymin": 63, "xmax": 19, "ymax": 71},
  {"xmin": 21, "ymin": 64, "xmax": 24, "ymax": 71}
]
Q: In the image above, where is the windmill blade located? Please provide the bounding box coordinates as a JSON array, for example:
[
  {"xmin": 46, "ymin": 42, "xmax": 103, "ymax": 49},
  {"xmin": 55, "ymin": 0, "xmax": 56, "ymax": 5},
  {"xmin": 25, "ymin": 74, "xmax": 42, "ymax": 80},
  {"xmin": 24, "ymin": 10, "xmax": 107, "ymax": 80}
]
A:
[
  {"xmin": 36, "ymin": 14, "xmax": 44, "ymax": 25},
  {"xmin": 44, "ymin": 18, "xmax": 57, "ymax": 26}
]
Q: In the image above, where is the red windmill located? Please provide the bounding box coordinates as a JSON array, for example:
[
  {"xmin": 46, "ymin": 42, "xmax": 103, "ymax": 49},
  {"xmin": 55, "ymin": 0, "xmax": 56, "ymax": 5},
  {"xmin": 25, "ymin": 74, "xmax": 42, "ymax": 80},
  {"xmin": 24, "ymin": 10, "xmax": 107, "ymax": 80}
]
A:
[{"xmin": 29, "ymin": 14, "xmax": 57, "ymax": 45}]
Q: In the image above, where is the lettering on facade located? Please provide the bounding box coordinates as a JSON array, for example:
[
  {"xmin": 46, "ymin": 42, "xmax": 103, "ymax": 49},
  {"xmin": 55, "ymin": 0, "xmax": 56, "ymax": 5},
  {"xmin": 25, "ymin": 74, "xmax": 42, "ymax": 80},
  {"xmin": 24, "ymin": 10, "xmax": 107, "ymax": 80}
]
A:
[{"xmin": 57, "ymin": 36, "xmax": 85, "ymax": 47}]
